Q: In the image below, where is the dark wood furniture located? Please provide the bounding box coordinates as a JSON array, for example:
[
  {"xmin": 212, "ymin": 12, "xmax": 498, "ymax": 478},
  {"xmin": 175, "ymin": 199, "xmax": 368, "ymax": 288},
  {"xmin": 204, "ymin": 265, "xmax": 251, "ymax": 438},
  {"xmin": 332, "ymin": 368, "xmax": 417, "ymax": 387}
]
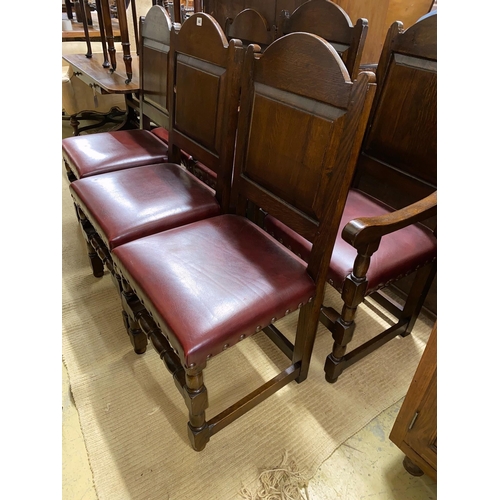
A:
[
  {"xmin": 263, "ymin": 11, "xmax": 437, "ymax": 384},
  {"xmin": 390, "ymin": 322, "xmax": 437, "ymax": 481},
  {"xmin": 277, "ymin": 0, "xmax": 368, "ymax": 79},
  {"xmin": 62, "ymin": 5, "xmax": 174, "ymax": 182},
  {"xmin": 63, "ymin": 0, "xmax": 139, "ymax": 81},
  {"xmin": 204, "ymin": 0, "xmax": 434, "ymax": 65},
  {"xmin": 62, "ymin": 51, "xmax": 139, "ymax": 136},
  {"xmin": 62, "ymin": 16, "xmax": 122, "ymax": 43},
  {"xmin": 138, "ymin": 5, "xmax": 172, "ymax": 129},
  {"xmin": 68, "ymin": 13, "xmax": 244, "ymax": 283},
  {"xmin": 111, "ymin": 30, "xmax": 375, "ymax": 451},
  {"xmin": 62, "ymin": 52, "xmax": 139, "ymax": 95},
  {"xmin": 225, "ymin": 8, "xmax": 276, "ymax": 48}
]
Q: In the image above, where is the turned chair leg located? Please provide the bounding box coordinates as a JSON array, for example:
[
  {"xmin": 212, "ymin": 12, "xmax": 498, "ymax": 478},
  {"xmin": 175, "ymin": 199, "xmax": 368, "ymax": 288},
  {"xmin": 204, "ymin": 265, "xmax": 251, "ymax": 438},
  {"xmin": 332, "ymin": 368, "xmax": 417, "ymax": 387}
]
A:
[
  {"xmin": 324, "ymin": 249, "xmax": 371, "ymax": 383},
  {"xmin": 69, "ymin": 114, "xmax": 80, "ymax": 136},
  {"xmin": 324, "ymin": 302, "xmax": 357, "ymax": 383},
  {"xmin": 85, "ymin": 240, "xmax": 105, "ymax": 277},
  {"xmin": 64, "ymin": 160, "xmax": 77, "ymax": 183},
  {"xmin": 75, "ymin": 207, "xmax": 105, "ymax": 278},
  {"xmin": 120, "ymin": 280, "xmax": 148, "ymax": 354},
  {"xmin": 184, "ymin": 366, "xmax": 210, "ymax": 451}
]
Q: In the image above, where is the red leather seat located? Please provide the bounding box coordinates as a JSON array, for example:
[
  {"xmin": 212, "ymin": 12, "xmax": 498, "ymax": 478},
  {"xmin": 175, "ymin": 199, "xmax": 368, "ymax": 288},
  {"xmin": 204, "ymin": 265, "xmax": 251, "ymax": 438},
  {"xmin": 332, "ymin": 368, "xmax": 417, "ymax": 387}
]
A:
[
  {"xmin": 264, "ymin": 189, "xmax": 437, "ymax": 295},
  {"xmin": 62, "ymin": 129, "xmax": 169, "ymax": 180},
  {"xmin": 69, "ymin": 163, "xmax": 219, "ymax": 251},
  {"xmin": 113, "ymin": 215, "xmax": 316, "ymax": 367}
]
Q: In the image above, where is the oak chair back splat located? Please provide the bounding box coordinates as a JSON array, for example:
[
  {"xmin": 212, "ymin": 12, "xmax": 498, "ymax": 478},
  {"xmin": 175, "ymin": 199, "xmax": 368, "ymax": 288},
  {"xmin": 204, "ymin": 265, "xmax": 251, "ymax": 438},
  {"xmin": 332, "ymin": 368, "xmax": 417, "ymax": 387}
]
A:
[
  {"xmin": 167, "ymin": 12, "xmax": 244, "ymax": 212},
  {"xmin": 139, "ymin": 5, "xmax": 173, "ymax": 129},
  {"xmin": 277, "ymin": 0, "xmax": 368, "ymax": 79},
  {"xmin": 354, "ymin": 11, "xmax": 437, "ymax": 210},
  {"xmin": 225, "ymin": 8, "xmax": 276, "ymax": 48}
]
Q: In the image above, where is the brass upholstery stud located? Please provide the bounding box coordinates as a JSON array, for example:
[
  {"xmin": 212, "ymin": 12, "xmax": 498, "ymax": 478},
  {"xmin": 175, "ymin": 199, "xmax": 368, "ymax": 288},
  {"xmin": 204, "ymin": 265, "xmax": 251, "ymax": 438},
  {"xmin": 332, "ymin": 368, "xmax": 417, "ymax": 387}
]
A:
[
  {"xmin": 239, "ymin": 334, "xmax": 245, "ymax": 340},
  {"xmin": 285, "ymin": 309, "xmax": 290, "ymax": 315},
  {"xmin": 271, "ymin": 317, "xmax": 277, "ymax": 323},
  {"xmin": 223, "ymin": 343, "xmax": 229, "ymax": 350},
  {"xmin": 298, "ymin": 302, "xmax": 303, "ymax": 309},
  {"xmin": 255, "ymin": 325, "xmax": 262, "ymax": 333},
  {"xmin": 206, "ymin": 354, "xmax": 212, "ymax": 360}
]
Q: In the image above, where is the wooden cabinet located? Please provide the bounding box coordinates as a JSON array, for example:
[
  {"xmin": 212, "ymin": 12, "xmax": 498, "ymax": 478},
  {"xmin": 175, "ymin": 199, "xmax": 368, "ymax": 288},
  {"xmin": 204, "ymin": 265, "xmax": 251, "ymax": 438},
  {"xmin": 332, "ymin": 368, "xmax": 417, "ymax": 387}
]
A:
[{"xmin": 389, "ymin": 322, "xmax": 437, "ymax": 481}]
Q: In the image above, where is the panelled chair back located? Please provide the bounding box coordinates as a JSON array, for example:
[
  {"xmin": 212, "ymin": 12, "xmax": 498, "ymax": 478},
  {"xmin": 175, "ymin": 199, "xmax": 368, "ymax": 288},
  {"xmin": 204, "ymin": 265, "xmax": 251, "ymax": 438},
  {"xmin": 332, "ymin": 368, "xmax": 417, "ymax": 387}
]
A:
[
  {"xmin": 277, "ymin": 0, "xmax": 367, "ymax": 79},
  {"xmin": 139, "ymin": 5, "xmax": 172, "ymax": 129},
  {"xmin": 225, "ymin": 8, "xmax": 276, "ymax": 48},
  {"xmin": 264, "ymin": 11, "xmax": 437, "ymax": 384},
  {"xmin": 68, "ymin": 13, "xmax": 244, "ymax": 283},
  {"xmin": 111, "ymin": 32, "xmax": 376, "ymax": 451},
  {"xmin": 190, "ymin": 6, "xmax": 276, "ymax": 189},
  {"xmin": 62, "ymin": 5, "xmax": 174, "ymax": 182}
]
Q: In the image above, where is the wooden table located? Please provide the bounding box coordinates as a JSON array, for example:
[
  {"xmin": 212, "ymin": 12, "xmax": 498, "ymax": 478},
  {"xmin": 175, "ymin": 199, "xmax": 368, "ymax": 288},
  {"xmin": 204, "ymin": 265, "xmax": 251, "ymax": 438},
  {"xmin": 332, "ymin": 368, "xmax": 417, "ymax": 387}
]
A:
[
  {"xmin": 63, "ymin": 52, "xmax": 140, "ymax": 134},
  {"xmin": 63, "ymin": 52, "xmax": 139, "ymax": 93},
  {"xmin": 62, "ymin": 17, "xmax": 121, "ymax": 43}
]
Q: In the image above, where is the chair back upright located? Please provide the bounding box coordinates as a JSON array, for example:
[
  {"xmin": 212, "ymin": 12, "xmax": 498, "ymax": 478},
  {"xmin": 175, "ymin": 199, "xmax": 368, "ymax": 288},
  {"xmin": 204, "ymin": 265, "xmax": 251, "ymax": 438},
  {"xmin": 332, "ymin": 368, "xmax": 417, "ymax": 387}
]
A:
[
  {"xmin": 167, "ymin": 13, "xmax": 245, "ymax": 212},
  {"xmin": 139, "ymin": 5, "xmax": 173, "ymax": 129},
  {"xmin": 231, "ymin": 33, "xmax": 376, "ymax": 371},
  {"xmin": 277, "ymin": 0, "xmax": 368, "ymax": 79},
  {"xmin": 353, "ymin": 11, "xmax": 437, "ymax": 214},
  {"xmin": 225, "ymin": 8, "xmax": 276, "ymax": 48}
]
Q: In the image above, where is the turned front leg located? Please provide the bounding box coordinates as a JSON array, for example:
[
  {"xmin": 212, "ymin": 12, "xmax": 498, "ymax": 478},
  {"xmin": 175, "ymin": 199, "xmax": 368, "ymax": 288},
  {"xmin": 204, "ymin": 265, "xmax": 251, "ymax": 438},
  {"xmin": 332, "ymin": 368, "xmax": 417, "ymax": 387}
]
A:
[
  {"xmin": 75, "ymin": 205, "xmax": 104, "ymax": 278},
  {"xmin": 120, "ymin": 280, "xmax": 148, "ymax": 354},
  {"xmin": 184, "ymin": 366, "xmax": 210, "ymax": 451},
  {"xmin": 324, "ymin": 246, "xmax": 374, "ymax": 383}
]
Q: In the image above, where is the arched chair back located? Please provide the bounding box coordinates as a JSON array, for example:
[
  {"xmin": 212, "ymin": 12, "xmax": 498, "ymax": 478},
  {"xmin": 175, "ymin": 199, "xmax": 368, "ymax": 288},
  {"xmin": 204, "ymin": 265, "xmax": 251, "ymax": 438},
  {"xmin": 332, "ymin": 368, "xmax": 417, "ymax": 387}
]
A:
[
  {"xmin": 278, "ymin": 0, "xmax": 368, "ymax": 79},
  {"xmin": 139, "ymin": 4, "xmax": 173, "ymax": 129},
  {"xmin": 225, "ymin": 8, "xmax": 275, "ymax": 49}
]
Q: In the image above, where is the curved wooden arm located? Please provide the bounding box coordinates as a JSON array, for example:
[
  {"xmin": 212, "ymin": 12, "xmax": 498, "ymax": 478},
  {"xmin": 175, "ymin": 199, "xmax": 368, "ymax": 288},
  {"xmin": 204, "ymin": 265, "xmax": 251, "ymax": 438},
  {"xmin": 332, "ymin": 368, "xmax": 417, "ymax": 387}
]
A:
[{"xmin": 342, "ymin": 191, "xmax": 437, "ymax": 249}]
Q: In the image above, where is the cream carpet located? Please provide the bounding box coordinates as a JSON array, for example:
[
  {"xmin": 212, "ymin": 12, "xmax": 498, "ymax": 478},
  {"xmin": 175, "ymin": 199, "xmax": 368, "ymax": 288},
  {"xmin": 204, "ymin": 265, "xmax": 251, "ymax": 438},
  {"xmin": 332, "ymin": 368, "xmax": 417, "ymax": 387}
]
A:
[{"xmin": 62, "ymin": 167, "xmax": 434, "ymax": 500}]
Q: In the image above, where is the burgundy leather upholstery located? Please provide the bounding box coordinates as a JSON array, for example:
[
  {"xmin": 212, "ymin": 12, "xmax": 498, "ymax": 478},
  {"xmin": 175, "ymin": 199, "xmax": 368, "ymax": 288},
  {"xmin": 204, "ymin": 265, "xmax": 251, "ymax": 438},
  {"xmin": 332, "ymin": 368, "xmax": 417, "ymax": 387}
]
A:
[
  {"xmin": 62, "ymin": 129, "xmax": 169, "ymax": 180},
  {"xmin": 112, "ymin": 215, "xmax": 316, "ymax": 367},
  {"xmin": 264, "ymin": 189, "xmax": 437, "ymax": 295},
  {"xmin": 150, "ymin": 127, "xmax": 170, "ymax": 144},
  {"xmin": 151, "ymin": 127, "xmax": 194, "ymax": 165},
  {"xmin": 70, "ymin": 163, "xmax": 220, "ymax": 250}
]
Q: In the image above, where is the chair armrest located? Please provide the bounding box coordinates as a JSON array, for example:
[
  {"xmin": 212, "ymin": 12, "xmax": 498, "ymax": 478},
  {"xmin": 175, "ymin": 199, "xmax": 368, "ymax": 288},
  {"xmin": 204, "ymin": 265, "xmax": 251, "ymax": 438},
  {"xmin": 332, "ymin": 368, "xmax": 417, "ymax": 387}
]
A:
[{"xmin": 342, "ymin": 191, "xmax": 437, "ymax": 249}]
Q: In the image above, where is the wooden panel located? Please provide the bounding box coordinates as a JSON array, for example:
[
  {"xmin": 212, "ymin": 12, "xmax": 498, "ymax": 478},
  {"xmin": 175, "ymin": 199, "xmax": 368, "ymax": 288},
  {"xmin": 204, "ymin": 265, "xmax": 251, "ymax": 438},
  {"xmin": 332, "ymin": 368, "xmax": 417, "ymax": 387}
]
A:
[
  {"xmin": 363, "ymin": 55, "xmax": 437, "ymax": 187},
  {"xmin": 405, "ymin": 369, "xmax": 437, "ymax": 470},
  {"xmin": 62, "ymin": 53, "xmax": 140, "ymax": 93},
  {"xmin": 208, "ymin": 0, "xmax": 435, "ymax": 63},
  {"xmin": 335, "ymin": 0, "xmax": 432, "ymax": 64},
  {"xmin": 389, "ymin": 323, "xmax": 437, "ymax": 481},
  {"xmin": 245, "ymin": 89, "xmax": 345, "ymax": 219},
  {"xmin": 142, "ymin": 45, "xmax": 169, "ymax": 112},
  {"xmin": 174, "ymin": 57, "xmax": 225, "ymax": 154}
]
